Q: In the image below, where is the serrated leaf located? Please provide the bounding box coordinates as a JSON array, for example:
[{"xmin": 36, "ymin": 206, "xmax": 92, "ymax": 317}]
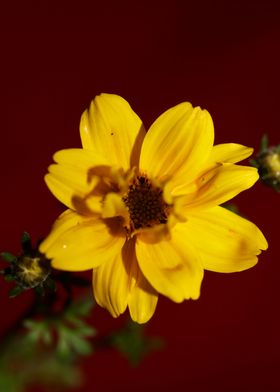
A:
[
  {"xmin": 70, "ymin": 336, "xmax": 93, "ymax": 356},
  {"xmin": 1, "ymin": 252, "xmax": 17, "ymax": 263},
  {"xmin": 70, "ymin": 298, "xmax": 94, "ymax": 317},
  {"xmin": 23, "ymin": 320, "xmax": 50, "ymax": 344},
  {"xmin": 9, "ymin": 286, "xmax": 24, "ymax": 298},
  {"xmin": 41, "ymin": 329, "xmax": 53, "ymax": 345},
  {"xmin": 21, "ymin": 232, "xmax": 32, "ymax": 253},
  {"xmin": 56, "ymin": 335, "xmax": 72, "ymax": 360},
  {"xmin": 76, "ymin": 325, "xmax": 96, "ymax": 338},
  {"xmin": 57, "ymin": 326, "xmax": 93, "ymax": 357},
  {"xmin": 111, "ymin": 322, "xmax": 164, "ymax": 366}
]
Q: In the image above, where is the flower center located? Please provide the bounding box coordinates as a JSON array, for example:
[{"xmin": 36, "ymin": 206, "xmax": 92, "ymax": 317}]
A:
[{"xmin": 122, "ymin": 175, "xmax": 169, "ymax": 231}]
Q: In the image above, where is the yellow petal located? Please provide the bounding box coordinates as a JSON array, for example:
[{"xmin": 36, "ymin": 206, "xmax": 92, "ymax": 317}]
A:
[
  {"xmin": 208, "ymin": 143, "xmax": 254, "ymax": 164},
  {"xmin": 180, "ymin": 163, "xmax": 259, "ymax": 211},
  {"xmin": 102, "ymin": 192, "xmax": 129, "ymax": 225},
  {"xmin": 80, "ymin": 93, "xmax": 146, "ymax": 170},
  {"xmin": 92, "ymin": 239, "xmax": 158, "ymax": 321},
  {"xmin": 53, "ymin": 148, "xmax": 108, "ymax": 169},
  {"xmin": 92, "ymin": 243, "xmax": 130, "ymax": 318},
  {"xmin": 184, "ymin": 206, "xmax": 268, "ymax": 272},
  {"xmin": 40, "ymin": 209, "xmax": 84, "ymax": 253},
  {"xmin": 45, "ymin": 149, "xmax": 107, "ymax": 211},
  {"xmin": 140, "ymin": 102, "xmax": 214, "ymax": 186},
  {"xmin": 136, "ymin": 227, "xmax": 204, "ymax": 303},
  {"xmin": 126, "ymin": 241, "xmax": 158, "ymax": 323},
  {"xmin": 40, "ymin": 212, "xmax": 126, "ymax": 271}
]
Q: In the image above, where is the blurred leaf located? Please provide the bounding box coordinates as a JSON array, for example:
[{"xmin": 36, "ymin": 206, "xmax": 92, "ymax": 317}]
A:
[
  {"xmin": 4, "ymin": 274, "xmax": 15, "ymax": 282},
  {"xmin": 44, "ymin": 277, "xmax": 56, "ymax": 292},
  {"xmin": 76, "ymin": 325, "xmax": 96, "ymax": 338},
  {"xmin": 221, "ymin": 203, "xmax": 239, "ymax": 215},
  {"xmin": 9, "ymin": 286, "xmax": 24, "ymax": 298},
  {"xmin": 260, "ymin": 134, "xmax": 269, "ymax": 152},
  {"xmin": 21, "ymin": 232, "xmax": 32, "ymax": 253},
  {"xmin": 67, "ymin": 297, "xmax": 94, "ymax": 317},
  {"xmin": 23, "ymin": 320, "xmax": 49, "ymax": 344},
  {"xmin": 34, "ymin": 285, "xmax": 44, "ymax": 296},
  {"xmin": 1, "ymin": 252, "xmax": 17, "ymax": 263},
  {"xmin": 111, "ymin": 321, "xmax": 164, "ymax": 366},
  {"xmin": 57, "ymin": 325, "xmax": 94, "ymax": 358},
  {"xmin": 0, "ymin": 371, "xmax": 23, "ymax": 392},
  {"xmin": 249, "ymin": 158, "xmax": 258, "ymax": 168}
]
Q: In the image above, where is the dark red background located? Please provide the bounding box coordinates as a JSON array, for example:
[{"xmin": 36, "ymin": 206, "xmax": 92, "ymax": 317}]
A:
[{"xmin": 1, "ymin": 1, "xmax": 280, "ymax": 391}]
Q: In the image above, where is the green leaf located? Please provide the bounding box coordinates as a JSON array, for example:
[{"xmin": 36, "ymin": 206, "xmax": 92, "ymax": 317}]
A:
[
  {"xmin": 23, "ymin": 320, "xmax": 53, "ymax": 345},
  {"xmin": 76, "ymin": 325, "xmax": 96, "ymax": 338},
  {"xmin": 44, "ymin": 277, "xmax": 56, "ymax": 292},
  {"xmin": 111, "ymin": 321, "xmax": 164, "ymax": 366},
  {"xmin": 21, "ymin": 232, "xmax": 32, "ymax": 253},
  {"xmin": 0, "ymin": 370, "xmax": 24, "ymax": 392},
  {"xmin": 9, "ymin": 286, "xmax": 24, "ymax": 298},
  {"xmin": 249, "ymin": 158, "xmax": 258, "ymax": 168},
  {"xmin": 1, "ymin": 252, "xmax": 17, "ymax": 263},
  {"xmin": 71, "ymin": 298, "xmax": 94, "ymax": 317},
  {"xmin": 260, "ymin": 134, "xmax": 269, "ymax": 152},
  {"xmin": 69, "ymin": 334, "xmax": 93, "ymax": 356},
  {"xmin": 4, "ymin": 274, "xmax": 15, "ymax": 282},
  {"xmin": 34, "ymin": 285, "xmax": 44, "ymax": 296},
  {"xmin": 221, "ymin": 203, "xmax": 239, "ymax": 215},
  {"xmin": 57, "ymin": 326, "xmax": 93, "ymax": 357}
]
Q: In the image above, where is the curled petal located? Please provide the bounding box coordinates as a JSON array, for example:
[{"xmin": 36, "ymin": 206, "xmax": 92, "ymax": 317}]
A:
[
  {"xmin": 45, "ymin": 149, "xmax": 107, "ymax": 211},
  {"xmin": 93, "ymin": 239, "xmax": 158, "ymax": 322}
]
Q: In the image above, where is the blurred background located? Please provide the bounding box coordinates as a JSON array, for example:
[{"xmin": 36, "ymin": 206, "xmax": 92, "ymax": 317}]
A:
[{"xmin": 0, "ymin": 0, "xmax": 279, "ymax": 390}]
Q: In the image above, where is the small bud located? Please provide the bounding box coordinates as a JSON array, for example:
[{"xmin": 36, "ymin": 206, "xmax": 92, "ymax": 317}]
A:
[
  {"xmin": 1, "ymin": 232, "xmax": 52, "ymax": 293},
  {"xmin": 11, "ymin": 254, "xmax": 51, "ymax": 289},
  {"xmin": 252, "ymin": 135, "xmax": 280, "ymax": 192}
]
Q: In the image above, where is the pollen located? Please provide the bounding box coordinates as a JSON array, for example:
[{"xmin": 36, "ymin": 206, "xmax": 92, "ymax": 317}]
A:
[{"xmin": 122, "ymin": 175, "xmax": 169, "ymax": 231}]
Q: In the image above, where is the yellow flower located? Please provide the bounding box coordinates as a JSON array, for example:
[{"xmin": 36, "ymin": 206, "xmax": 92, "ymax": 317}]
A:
[{"xmin": 40, "ymin": 94, "xmax": 268, "ymax": 323}]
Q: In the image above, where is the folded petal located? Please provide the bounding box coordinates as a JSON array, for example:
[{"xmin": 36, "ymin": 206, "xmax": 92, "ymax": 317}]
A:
[
  {"xmin": 80, "ymin": 93, "xmax": 146, "ymax": 170},
  {"xmin": 136, "ymin": 226, "xmax": 204, "ymax": 303},
  {"xmin": 45, "ymin": 149, "xmax": 107, "ymax": 211},
  {"xmin": 102, "ymin": 192, "xmax": 129, "ymax": 225},
  {"xmin": 140, "ymin": 102, "xmax": 214, "ymax": 186},
  {"xmin": 208, "ymin": 143, "xmax": 254, "ymax": 164},
  {"xmin": 180, "ymin": 163, "xmax": 259, "ymax": 211},
  {"xmin": 40, "ymin": 210, "xmax": 126, "ymax": 271},
  {"xmin": 184, "ymin": 206, "xmax": 268, "ymax": 272},
  {"xmin": 92, "ymin": 239, "xmax": 158, "ymax": 321}
]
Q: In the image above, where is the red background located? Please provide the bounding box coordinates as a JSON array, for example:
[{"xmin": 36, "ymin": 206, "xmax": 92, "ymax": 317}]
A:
[{"xmin": 1, "ymin": 0, "xmax": 280, "ymax": 391}]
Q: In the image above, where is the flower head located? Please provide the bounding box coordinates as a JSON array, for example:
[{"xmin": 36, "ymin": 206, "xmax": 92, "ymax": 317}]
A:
[
  {"xmin": 40, "ymin": 94, "xmax": 267, "ymax": 323},
  {"xmin": 251, "ymin": 135, "xmax": 280, "ymax": 192}
]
